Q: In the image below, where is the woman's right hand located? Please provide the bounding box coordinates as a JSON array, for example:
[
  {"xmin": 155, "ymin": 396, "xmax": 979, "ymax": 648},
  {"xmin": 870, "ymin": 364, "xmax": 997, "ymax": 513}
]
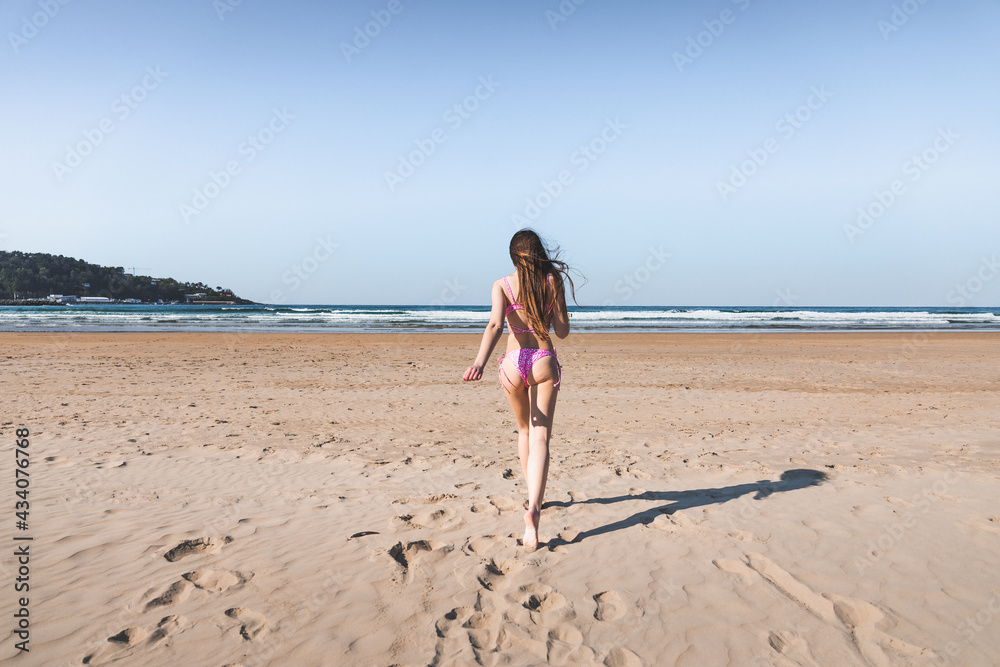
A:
[{"xmin": 463, "ymin": 364, "xmax": 484, "ymax": 381}]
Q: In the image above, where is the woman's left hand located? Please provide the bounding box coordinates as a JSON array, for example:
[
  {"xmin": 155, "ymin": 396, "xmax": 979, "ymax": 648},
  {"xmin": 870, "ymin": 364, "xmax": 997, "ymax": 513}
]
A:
[{"xmin": 463, "ymin": 364, "xmax": 483, "ymax": 381}]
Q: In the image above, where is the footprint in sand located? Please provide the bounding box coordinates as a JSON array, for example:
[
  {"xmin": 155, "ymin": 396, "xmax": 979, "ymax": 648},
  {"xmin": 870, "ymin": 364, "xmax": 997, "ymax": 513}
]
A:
[
  {"xmin": 114, "ymin": 615, "xmax": 186, "ymax": 646},
  {"xmin": 84, "ymin": 615, "xmax": 190, "ymax": 665},
  {"xmin": 163, "ymin": 536, "xmax": 231, "ymax": 562},
  {"xmin": 557, "ymin": 527, "xmax": 581, "ymax": 543},
  {"xmin": 392, "ymin": 507, "xmax": 459, "ymax": 530},
  {"xmin": 477, "ymin": 555, "xmax": 523, "ymax": 592},
  {"xmin": 225, "ymin": 607, "xmax": 268, "ymax": 640},
  {"xmin": 432, "ymin": 604, "xmax": 506, "ymax": 663},
  {"xmin": 521, "ymin": 585, "xmax": 566, "ymax": 614},
  {"xmin": 541, "ymin": 527, "xmax": 580, "ymax": 551},
  {"xmin": 603, "ymin": 646, "xmax": 643, "ymax": 667},
  {"xmin": 148, "ymin": 614, "xmax": 188, "ymax": 643},
  {"xmin": 392, "ymin": 493, "xmax": 458, "ymax": 505},
  {"xmin": 647, "ymin": 513, "xmax": 675, "ymax": 532},
  {"xmin": 144, "ymin": 579, "xmax": 194, "ymax": 610},
  {"xmin": 463, "ymin": 611, "xmax": 501, "ymax": 651},
  {"xmin": 547, "ymin": 625, "xmax": 589, "ymax": 665},
  {"xmin": 768, "ymin": 630, "xmax": 821, "ymax": 666},
  {"xmin": 726, "ymin": 529, "xmax": 761, "ymax": 544},
  {"xmin": 388, "ymin": 540, "xmax": 454, "ymax": 581},
  {"xmin": 829, "ymin": 594, "xmax": 936, "ymax": 663},
  {"xmin": 412, "ymin": 507, "xmax": 458, "ymax": 528},
  {"xmin": 107, "ymin": 626, "xmax": 149, "ymax": 646},
  {"xmin": 435, "ymin": 606, "xmax": 475, "ymax": 638},
  {"xmin": 506, "ymin": 583, "xmax": 574, "ymax": 627},
  {"xmin": 463, "ymin": 535, "xmax": 503, "ymax": 557},
  {"xmin": 740, "ymin": 553, "xmax": 936, "ymax": 664},
  {"xmin": 647, "ymin": 511, "xmax": 702, "ymax": 533},
  {"xmin": 593, "ymin": 590, "xmax": 626, "ymax": 621},
  {"xmin": 488, "ymin": 495, "xmax": 521, "ymax": 514},
  {"xmin": 183, "ymin": 568, "xmax": 251, "ymax": 593}
]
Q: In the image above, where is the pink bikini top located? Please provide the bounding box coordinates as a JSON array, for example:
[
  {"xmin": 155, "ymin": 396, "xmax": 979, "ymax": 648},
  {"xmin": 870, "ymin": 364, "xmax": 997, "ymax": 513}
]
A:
[{"xmin": 502, "ymin": 275, "xmax": 554, "ymax": 335}]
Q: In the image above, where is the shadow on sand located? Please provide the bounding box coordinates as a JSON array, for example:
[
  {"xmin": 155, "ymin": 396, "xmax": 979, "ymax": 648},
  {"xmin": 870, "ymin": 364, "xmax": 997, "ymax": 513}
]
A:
[{"xmin": 542, "ymin": 468, "xmax": 829, "ymax": 546}]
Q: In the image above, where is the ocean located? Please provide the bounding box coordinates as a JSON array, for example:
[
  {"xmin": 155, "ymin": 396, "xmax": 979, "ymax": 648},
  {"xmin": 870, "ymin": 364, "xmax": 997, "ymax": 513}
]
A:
[{"xmin": 1, "ymin": 304, "xmax": 998, "ymax": 332}]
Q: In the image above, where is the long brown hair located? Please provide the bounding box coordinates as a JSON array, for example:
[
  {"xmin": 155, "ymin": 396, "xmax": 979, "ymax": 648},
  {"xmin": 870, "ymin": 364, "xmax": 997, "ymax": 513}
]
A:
[{"xmin": 509, "ymin": 229, "xmax": 580, "ymax": 342}]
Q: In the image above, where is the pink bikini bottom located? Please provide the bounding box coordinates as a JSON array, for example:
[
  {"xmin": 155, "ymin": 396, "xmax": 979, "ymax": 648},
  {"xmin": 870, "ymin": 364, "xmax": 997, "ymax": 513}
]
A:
[{"xmin": 498, "ymin": 347, "xmax": 561, "ymax": 391}]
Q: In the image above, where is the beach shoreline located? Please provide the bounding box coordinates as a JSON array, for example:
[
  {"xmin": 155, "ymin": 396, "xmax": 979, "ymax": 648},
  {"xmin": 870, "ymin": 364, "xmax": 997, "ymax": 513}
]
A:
[
  {"xmin": 3, "ymin": 303, "xmax": 998, "ymax": 335},
  {"xmin": 3, "ymin": 331, "xmax": 998, "ymax": 665}
]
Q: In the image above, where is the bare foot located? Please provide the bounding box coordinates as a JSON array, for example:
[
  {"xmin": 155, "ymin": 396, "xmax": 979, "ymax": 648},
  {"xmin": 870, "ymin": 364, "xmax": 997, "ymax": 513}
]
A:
[{"xmin": 523, "ymin": 508, "xmax": 540, "ymax": 549}]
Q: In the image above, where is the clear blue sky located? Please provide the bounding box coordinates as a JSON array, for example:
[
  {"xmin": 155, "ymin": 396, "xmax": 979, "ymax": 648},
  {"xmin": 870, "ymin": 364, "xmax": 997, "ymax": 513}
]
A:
[{"xmin": 2, "ymin": 0, "xmax": 998, "ymax": 306}]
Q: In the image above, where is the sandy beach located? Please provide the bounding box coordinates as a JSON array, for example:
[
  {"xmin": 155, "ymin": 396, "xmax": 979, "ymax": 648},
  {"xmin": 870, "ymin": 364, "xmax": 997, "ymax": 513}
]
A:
[{"xmin": 2, "ymin": 331, "xmax": 999, "ymax": 666}]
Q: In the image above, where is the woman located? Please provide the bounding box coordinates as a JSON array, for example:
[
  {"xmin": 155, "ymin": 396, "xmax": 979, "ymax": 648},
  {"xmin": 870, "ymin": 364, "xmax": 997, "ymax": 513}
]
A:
[{"xmin": 462, "ymin": 229, "xmax": 579, "ymax": 549}]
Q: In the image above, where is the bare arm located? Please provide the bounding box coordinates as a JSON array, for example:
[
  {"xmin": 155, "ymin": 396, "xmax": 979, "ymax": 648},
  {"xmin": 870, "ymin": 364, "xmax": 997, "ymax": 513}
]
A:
[
  {"xmin": 463, "ymin": 280, "xmax": 507, "ymax": 381},
  {"xmin": 551, "ymin": 274, "xmax": 570, "ymax": 340}
]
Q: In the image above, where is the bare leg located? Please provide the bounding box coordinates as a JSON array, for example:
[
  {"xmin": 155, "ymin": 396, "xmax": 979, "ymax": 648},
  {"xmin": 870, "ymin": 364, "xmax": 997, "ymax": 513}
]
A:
[
  {"xmin": 519, "ymin": 432, "xmax": 530, "ymax": 482},
  {"xmin": 501, "ymin": 365, "xmax": 531, "ymax": 486},
  {"xmin": 523, "ymin": 379, "xmax": 558, "ymax": 549}
]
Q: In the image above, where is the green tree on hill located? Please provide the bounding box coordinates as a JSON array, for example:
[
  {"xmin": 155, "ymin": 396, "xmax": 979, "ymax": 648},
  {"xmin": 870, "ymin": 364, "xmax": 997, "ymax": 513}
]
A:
[{"xmin": 0, "ymin": 251, "xmax": 252, "ymax": 303}]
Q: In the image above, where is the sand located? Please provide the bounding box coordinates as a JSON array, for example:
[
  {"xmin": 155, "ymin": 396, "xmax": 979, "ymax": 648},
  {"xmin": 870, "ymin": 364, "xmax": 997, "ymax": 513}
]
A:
[{"xmin": 1, "ymin": 331, "xmax": 998, "ymax": 666}]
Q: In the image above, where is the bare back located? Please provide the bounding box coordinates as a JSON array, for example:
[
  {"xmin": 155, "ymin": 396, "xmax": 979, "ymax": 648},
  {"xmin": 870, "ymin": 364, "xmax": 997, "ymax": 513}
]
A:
[{"xmin": 501, "ymin": 273, "xmax": 562, "ymax": 354}]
